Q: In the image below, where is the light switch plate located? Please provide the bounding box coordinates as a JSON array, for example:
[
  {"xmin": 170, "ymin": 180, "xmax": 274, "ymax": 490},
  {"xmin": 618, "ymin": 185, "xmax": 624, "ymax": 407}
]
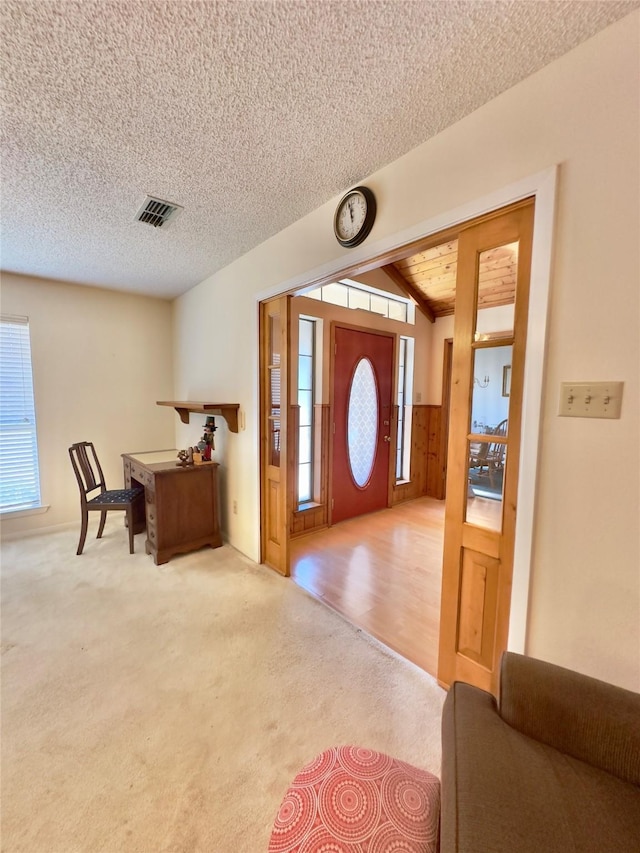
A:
[{"xmin": 559, "ymin": 381, "xmax": 623, "ymax": 419}]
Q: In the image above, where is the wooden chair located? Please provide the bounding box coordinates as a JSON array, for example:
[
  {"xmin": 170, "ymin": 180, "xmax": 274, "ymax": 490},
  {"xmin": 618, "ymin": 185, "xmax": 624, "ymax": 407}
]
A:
[
  {"xmin": 469, "ymin": 419, "xmax": 508, "ymax": 492},
  {"xmin": 68, "ymin": 441, "xmax": 144, "ymax": 555},
  {"xmin": 484, "ymin": 419, "xmax": 508, "ymax": 488},
  {"xmin": 486, "ymin": 418, "xmax": 507, "ymax": 463},
  {"xmin": 469, "ymin": 438, "xmax": 491, "ymax": 473}
]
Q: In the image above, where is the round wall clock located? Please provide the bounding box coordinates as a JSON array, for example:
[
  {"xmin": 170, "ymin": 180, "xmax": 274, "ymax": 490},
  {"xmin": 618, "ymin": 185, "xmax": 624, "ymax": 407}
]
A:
[{"xmin": 333, "ymin": 186, "xmax": 377, "ymax": 248}]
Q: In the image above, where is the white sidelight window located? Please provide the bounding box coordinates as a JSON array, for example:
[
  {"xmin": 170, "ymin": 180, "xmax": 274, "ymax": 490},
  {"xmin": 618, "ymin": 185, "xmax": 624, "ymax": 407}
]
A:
[
  {"xmin": 297, "ymin": 317, "xmax": 316, "ymax": 504},
  {"xmin": 396, "ymin": 336, "xmax": 414, "ymax": 482}
]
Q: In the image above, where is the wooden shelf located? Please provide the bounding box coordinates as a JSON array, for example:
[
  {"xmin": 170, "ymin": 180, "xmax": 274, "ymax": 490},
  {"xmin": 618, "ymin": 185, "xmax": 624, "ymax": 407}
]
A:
[{"xmin": 157, "ymin": 401, "xmax": 240, "ymax": 433}]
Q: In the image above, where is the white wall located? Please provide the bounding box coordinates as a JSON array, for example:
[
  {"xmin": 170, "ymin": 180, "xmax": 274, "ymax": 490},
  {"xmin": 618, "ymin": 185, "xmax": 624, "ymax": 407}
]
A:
[
  {"xmin": 175, "ymin": 13, "xmax": 639, "ymax": 690},
  {"xmin": 0, "ymin": 274, "xmax": 175, "ymax": 536},
  {"xmin": 426, "ymin": 304, "xmax": 515, "ymax": 407}
]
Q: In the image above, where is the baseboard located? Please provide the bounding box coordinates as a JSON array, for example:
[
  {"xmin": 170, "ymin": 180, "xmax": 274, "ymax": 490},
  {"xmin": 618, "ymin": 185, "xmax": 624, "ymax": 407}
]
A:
[{"xmin": 1, "ymin": 520, "xmax": 77, "ymax": 541}]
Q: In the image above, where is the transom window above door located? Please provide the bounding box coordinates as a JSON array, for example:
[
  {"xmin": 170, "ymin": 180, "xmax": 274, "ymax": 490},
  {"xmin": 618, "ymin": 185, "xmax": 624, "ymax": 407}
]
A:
[{"xmin": 304, "ymin": 279, "xmax": 415, "ymax": 324}]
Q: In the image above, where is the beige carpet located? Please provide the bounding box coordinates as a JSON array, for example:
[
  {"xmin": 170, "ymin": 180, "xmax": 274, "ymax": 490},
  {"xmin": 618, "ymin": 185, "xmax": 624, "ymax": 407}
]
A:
[{"xmin": 1, "ymin": 519, "xmax": 445, "ymax": 853}]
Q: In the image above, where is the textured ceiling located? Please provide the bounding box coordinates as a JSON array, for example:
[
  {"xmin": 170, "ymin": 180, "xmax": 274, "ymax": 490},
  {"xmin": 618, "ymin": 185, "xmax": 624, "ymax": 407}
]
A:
[{"xmin": 1, "ymin": 0, "xmax": 637, "ymax": 299}]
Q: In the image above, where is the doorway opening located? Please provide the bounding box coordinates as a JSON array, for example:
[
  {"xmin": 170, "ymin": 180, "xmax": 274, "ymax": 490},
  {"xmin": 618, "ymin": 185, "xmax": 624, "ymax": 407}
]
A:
[
  {"xmin": 265, "ymin": 228, "xmax": 464, "ymax": 676},
  {"xmin": 288, "ymin": 269, "xmax": 455, "ymax": 675},
  {"xmin": 260, "ymin": 192, "xmax": 544, "ymax": 691},
  {"xmin": 290, "ymin": 497, "xmax": 446, "ymax": 674}
]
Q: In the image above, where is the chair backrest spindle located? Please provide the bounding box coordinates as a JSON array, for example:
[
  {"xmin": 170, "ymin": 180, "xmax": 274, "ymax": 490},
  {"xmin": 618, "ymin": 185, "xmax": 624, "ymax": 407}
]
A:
[{"xmin": 69, "ymin": 442, "xmax": 107, "ymax": 498}]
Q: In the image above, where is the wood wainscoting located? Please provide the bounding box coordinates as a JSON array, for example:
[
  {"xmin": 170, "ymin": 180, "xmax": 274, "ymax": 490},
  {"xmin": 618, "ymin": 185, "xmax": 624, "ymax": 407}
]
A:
[
  {"xmin": 291, "ymin": 403, "xmax": 445, "ymax": 538},
  {"xmin": 392, "ymin": 405, "xmax": 446, "ymax": 505}
]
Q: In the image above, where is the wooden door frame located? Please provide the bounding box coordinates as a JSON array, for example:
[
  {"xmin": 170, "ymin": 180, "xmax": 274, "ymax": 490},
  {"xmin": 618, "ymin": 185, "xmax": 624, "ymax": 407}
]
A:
[{"xmin": 257, "ymin": 166, "xmax": 557, "ymax": 665}]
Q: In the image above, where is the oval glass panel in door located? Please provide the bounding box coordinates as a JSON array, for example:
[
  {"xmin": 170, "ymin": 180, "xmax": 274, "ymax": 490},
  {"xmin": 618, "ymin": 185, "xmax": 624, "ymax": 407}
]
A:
[{"xmin": 347, "ymin": 357, "xmax": 379, "ymax": 487}]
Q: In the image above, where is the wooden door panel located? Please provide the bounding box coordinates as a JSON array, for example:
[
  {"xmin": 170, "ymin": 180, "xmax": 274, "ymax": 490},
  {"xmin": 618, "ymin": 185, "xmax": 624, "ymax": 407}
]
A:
[
  {"xmin": 267, "ymin": 476, "xmax": 281, "ymax": 548},
  {"xmin": 438, "ymin": 199, "xmax": 534, "ymax": 695},
  {"xmin": 457, "ymin": 548, "xmax": 499, "ymax": 666},
  {"xmin": 461, "ymin": 524, "xmax": 500, "ymax": 559},
  {"xmin": 260, "ymin": 297, "xmax": 291, "ymax": 575}
]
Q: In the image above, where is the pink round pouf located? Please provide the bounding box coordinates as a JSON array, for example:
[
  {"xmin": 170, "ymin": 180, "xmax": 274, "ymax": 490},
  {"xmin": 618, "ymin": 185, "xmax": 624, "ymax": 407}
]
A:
[{"xmin": 269, "ymin": 745, "xmax": 440, "ymax": 853}]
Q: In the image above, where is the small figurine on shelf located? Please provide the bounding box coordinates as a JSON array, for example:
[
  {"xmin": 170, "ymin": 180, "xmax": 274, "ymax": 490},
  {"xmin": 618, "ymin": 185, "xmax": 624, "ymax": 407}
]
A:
[
  {"xmin": 200, "ymin": 416, "xmax": 216, "ymax": 462},
  {"xmin": 176, "ymin": 449, "xmax": 189, "ymax": 467}
]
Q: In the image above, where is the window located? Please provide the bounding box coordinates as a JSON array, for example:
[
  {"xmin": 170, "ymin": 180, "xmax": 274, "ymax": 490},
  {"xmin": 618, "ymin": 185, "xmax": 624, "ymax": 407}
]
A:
[
  {"xmin": 305, "ymin": 279, "xmax": 414, "ymax": 324},
  {"xmin": 297, "ymin": 318, "xmax": 316, "ymax": 504},
  {"xmin": 0, "ymin": 316, "xmax": 42, "ymax": 512},
  {"xmin": 396, "ymin": 336, "xmax": 414, "ymax": 482}
]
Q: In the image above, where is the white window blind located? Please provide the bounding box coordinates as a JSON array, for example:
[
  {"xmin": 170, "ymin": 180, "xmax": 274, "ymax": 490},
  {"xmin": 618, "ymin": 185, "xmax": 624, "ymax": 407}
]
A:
[{"xmin": 0, "ymin": 315, "xmax": 42, "ymax": 511}]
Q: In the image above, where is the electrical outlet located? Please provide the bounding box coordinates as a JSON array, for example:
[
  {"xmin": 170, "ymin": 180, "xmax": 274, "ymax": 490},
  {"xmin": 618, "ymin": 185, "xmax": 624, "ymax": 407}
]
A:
[
  {"xmin": 559, "ymin": 381, "xmax": 623, "ymax": 419},
  {"xmin": 233, "ymin": 500, "xmax": 238, "ymax": 514}
]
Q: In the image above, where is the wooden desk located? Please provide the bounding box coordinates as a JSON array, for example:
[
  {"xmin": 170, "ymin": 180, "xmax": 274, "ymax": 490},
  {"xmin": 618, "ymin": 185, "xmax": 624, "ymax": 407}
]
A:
[{"xmin": 122, "ymin": 450, "xmax": 222, "ymax": 565}]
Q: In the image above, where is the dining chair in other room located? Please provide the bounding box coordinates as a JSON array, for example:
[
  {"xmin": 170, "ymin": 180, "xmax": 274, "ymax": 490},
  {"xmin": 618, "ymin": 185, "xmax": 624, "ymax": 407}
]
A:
[{"xmin": 68, "ymin": 441, "xmax": 144, "ymax": 555}]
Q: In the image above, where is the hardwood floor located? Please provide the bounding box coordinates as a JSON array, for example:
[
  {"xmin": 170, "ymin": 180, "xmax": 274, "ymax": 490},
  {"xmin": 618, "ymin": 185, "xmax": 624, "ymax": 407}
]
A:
[{"xmin": 290, "ymin": 496, "xmax": 445, "ymax": 676}]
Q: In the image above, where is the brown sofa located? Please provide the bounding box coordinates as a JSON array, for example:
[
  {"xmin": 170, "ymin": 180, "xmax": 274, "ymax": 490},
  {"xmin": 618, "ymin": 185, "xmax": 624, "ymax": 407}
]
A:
[{"xmin": 440, "ymin": 652, "xmax": 640, "ymax": 852}]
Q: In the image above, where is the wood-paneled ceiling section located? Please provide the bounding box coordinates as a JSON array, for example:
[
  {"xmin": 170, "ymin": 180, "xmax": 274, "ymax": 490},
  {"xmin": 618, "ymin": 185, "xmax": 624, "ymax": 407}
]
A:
[{"xmin": 384, "ymin": 241, "xmax": 518, "ymax": 322}]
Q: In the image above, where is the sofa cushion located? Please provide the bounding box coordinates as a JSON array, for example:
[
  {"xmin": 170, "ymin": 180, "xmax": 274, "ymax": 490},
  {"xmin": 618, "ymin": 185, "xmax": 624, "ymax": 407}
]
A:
[{"xmin": 441, "ymin": 682, "xmax": 640, "ymax": 853}]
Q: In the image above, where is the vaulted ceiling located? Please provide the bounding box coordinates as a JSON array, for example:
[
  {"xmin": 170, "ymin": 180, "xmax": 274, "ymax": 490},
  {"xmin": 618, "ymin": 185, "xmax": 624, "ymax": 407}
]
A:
[
  {"xmin": 387, "ymin": 239, "xmax": 518, "ymax": 321},
  {"xmin": 2, "ymin": 1, "xmax": 637, "ymax": 299}
]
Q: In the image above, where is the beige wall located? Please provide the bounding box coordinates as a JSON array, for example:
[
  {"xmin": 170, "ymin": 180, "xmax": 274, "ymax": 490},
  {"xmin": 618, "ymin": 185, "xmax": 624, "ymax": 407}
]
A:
[
  {"xmin": 426, "ymin": 305, "xmax": 515, "ymax": 406},
  {"xmin": 174, "ymin": 13, "xmax": 639, "ymax": 690},
  {"xmin": 353, "ymin": 268, "xmax": 404, "ymax": 297},
  {"xmin": 0, "ymin": 274, "xmax": 175, "ymax": 536}
]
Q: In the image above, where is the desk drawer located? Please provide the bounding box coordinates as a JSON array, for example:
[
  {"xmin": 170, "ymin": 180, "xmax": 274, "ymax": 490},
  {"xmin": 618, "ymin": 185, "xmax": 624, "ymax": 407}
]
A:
[
  {"xmin": 146, "ymin": 501, "xmax": 158, "ymax": 545},
  {"xmin": 130, "ymin": 462, "xmax": 154, "ymax": 488}
]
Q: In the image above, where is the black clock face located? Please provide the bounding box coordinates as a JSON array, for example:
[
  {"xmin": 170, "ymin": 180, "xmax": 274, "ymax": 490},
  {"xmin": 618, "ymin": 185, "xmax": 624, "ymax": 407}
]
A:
[{"xmin": 334, "ymin": 186, "xmax": 376, "ymax": 247}]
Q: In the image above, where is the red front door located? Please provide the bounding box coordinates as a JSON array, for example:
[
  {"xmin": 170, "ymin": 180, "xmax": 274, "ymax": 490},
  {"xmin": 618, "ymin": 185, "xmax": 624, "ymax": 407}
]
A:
[{"xmin": 331, "ymin": 326, "xmax": 394, "ymax": 524}]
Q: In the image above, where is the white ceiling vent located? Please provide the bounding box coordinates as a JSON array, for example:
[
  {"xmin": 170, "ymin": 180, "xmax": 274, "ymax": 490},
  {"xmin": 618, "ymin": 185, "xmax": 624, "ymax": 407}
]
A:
[{"xmin": 135, "ymin": 196, "xmax": 183, "ymax": 229}]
